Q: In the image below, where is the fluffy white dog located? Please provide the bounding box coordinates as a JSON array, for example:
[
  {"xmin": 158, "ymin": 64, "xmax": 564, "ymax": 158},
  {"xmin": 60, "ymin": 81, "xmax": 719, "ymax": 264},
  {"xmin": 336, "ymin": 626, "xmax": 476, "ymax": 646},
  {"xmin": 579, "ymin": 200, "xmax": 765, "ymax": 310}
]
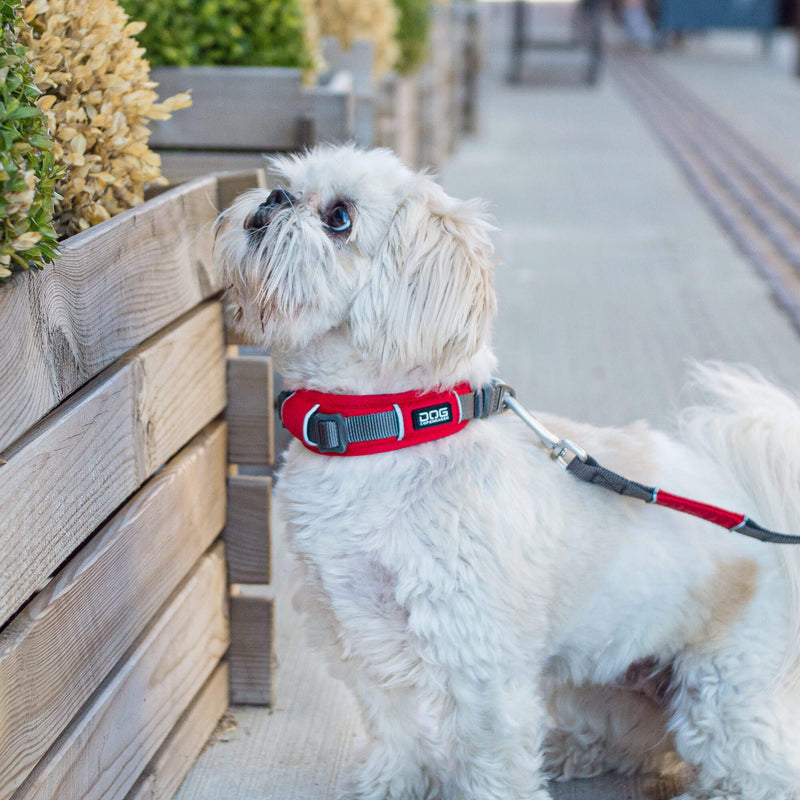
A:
[{"xmin": 216, "ymin": 144, "xmax": 800, "ymax": 800}]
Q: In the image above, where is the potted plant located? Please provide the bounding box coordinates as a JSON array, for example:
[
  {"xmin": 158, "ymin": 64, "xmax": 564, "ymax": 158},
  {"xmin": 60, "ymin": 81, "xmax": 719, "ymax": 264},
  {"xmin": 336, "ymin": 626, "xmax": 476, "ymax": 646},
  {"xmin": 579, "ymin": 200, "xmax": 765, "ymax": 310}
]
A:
[{"xmin": 120, "ymin": 0, "xmax": 356, "ymax": 176}]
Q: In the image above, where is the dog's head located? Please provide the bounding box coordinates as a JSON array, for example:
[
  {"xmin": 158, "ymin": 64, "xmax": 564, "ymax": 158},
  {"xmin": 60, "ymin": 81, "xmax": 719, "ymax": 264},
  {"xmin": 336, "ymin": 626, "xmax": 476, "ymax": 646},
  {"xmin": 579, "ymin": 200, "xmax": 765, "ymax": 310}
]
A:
[{"xmin": 215, "ymin": 145, "xmax": 497, "ymax": 391}]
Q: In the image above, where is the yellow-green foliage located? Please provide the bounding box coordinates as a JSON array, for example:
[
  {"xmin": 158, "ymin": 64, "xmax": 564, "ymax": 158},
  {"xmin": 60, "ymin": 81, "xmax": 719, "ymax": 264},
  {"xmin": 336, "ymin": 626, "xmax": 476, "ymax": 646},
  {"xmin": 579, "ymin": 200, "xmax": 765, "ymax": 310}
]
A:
[
  {"xmin": 20, "ymin": 0, "xmax": 192, "ymax": 237},
  {"xmin": 0, "ymin": 0, "xmax": 61, "ymax": 280},
  {"xmin": 311, "ymin": 0, "xmax": 399, "ymax": 78}
]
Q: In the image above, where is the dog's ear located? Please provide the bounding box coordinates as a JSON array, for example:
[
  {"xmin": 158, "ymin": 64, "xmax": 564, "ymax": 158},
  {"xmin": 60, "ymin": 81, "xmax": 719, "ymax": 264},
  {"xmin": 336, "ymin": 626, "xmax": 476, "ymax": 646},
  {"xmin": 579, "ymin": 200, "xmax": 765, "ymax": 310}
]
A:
[{"xmin": 350, "ymin": 178, "xmax": 497, "ymax": 378}]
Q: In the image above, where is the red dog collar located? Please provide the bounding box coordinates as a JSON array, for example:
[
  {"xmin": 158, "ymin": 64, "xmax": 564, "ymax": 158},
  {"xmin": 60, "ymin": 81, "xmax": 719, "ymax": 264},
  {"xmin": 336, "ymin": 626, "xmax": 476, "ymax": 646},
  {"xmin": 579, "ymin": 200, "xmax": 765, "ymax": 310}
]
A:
[{"xmin": 278, "ymin": 381, "xmax": 512, "ymax": 456}]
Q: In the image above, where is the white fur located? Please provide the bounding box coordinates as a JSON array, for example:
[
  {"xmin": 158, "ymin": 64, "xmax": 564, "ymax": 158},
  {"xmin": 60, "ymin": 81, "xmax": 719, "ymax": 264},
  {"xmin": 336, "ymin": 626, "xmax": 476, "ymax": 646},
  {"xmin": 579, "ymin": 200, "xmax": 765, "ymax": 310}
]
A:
[{"xmin": 216, "ymin": 145, "xmax": 800, "ymax": 800}]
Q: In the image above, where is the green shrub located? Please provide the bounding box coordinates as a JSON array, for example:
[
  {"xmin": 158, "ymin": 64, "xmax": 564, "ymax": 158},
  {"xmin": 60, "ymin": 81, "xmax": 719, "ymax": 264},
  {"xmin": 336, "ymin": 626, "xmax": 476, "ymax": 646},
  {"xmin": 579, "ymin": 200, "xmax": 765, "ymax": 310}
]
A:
[
  {"xmin": 393, "ymin": 0, "xmax": 430, "ymax": 74},
  {"xmin": 119, "ymin": 0, "xmax": 315, "ymax": 69},
  {"xmin": 0, "ymin": 0, "xmax": 61, "ymax": 281}
]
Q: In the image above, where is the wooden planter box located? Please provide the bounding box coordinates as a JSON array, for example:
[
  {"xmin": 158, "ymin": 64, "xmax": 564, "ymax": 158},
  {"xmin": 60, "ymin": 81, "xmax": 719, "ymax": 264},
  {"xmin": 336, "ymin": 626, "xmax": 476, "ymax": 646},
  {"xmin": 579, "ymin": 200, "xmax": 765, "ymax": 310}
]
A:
[
  {"xmin": 148, "ymin": 66, "xmax": 355, "ymax": 182},
  {"xmin": 0, "ymin": 170, "xmax": 276, "ymax": 800}
]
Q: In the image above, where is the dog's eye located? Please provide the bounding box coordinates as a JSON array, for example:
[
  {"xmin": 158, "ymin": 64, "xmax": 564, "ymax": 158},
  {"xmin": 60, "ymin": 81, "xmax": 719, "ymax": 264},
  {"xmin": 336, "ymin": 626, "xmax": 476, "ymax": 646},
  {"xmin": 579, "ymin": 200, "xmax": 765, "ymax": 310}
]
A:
[{"xmin": 326, "ymin": 204, "xmax": 352, "ymax": 233}]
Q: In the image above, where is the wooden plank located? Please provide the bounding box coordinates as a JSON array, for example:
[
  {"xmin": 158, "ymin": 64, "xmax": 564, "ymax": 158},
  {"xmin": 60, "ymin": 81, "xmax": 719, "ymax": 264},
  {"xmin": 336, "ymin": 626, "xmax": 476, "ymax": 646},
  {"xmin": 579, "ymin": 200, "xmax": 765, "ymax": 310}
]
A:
[
  {"xmin": 216, "ymin": 169, "xmax": 266, "ymax": 212},
  {"xmin": 0, "ymin": 422, "xmax": 226, "ymax": 800},
  {"xmin": 229, "ymin": 587, "xmax": 275, "ymax": 705},
  {"xmin": 149, "ymin": 67, "xmax": 305, "ymax": 150},
  {"xmin": 0, "ymin": 301, "xmax": 226, "ymax": 628},
  {"xmin": 157, "ymin": 153, "xmax": 271, "ymax": 186},
  {"xmin": 226, "ymin": 355, "xmax": 274, "ymax": 465},
  {"xmin": 124, "ymin": 662, "xmax": 229, "ymax": 800},
  {"xmin": 13, "ymin": 543, "xmax": 229, "ymax": 800},
  {"xmin": 0, "ymin": 174, "xmax": 220, "ymax": 454},
  {"xmin": 225, "ymin": 474, "xmax": 272, "ymax": 584}
]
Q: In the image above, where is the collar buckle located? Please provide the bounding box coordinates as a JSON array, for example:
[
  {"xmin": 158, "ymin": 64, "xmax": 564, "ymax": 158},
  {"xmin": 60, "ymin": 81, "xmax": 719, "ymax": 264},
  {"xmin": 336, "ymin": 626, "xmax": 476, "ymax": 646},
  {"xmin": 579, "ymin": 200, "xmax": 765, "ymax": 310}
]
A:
[
  {"xmin": 474, "ymin": 379, "xmax": 515, "ymax": 419},
  {"xmin": 308, "ymin": 412, "xmax": 349, "ymax": 454}
]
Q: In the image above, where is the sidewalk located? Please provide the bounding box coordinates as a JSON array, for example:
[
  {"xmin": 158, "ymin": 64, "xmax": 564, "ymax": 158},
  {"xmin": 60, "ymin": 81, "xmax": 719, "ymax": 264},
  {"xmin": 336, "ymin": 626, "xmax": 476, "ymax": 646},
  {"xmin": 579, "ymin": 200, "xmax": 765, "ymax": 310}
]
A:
[
  {"xmin": 660, "ymin": 32, "xmax": 800, "ymax": 185},
  {"xmin": 444, "ymin": 5, "xmax": 800, "ymax": 430},
  {"xmin": 176, "ymin": 7, "xmax": 800, "ymax": 799}
]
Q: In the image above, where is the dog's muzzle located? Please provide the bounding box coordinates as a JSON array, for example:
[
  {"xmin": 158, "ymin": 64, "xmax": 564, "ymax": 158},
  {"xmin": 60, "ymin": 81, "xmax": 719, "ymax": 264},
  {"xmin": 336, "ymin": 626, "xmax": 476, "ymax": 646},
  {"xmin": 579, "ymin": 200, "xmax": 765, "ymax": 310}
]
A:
[{"xmin": 244, "ymin": 188, "xmax": 297, "ymax": 232}]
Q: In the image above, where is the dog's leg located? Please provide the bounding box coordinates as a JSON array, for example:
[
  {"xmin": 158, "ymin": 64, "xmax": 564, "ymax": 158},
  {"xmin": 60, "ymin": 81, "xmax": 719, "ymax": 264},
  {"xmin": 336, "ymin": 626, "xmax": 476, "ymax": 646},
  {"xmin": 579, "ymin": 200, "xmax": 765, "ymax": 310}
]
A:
[
  {"xmin": 543, "ymin": 682, "xmax": 679, "ymax": 781},
  {"xmin": 437, "ymin": 669, "xmax": 552, "ymax": 800},
  {"xmin": 341, "ymin": 675, "xmax": 445, "ymax": 800},
  {"xmin": 293, "ymin": 578, "xmax": 444, "ymax": 800},
  {"xmin": 669, "ymin": 647, "xmax": 800, "ymax": 800}
]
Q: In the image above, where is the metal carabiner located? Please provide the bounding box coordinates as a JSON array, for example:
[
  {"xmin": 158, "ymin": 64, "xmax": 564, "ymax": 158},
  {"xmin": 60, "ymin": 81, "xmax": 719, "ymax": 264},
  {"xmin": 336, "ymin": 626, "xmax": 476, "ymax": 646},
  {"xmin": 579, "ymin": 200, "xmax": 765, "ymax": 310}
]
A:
[
  {"xmin": 550, "ymin": 439, "xmax": 589, "ymax": 469},
  {"xmin": 500, "ymin": 388, "xmax": 589, "ymax": 470}
]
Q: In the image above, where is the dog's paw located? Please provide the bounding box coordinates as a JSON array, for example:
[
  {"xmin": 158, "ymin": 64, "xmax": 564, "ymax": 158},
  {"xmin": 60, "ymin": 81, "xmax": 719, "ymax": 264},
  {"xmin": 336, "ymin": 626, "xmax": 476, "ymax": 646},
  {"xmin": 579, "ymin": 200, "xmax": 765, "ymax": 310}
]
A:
[
  {"xmin": 337, "ymin": 749, "xmax": 441, "ymax": 800},
  {"xmin": 541, "ymin": 728, "xmax": 609, "ymax": 781}
]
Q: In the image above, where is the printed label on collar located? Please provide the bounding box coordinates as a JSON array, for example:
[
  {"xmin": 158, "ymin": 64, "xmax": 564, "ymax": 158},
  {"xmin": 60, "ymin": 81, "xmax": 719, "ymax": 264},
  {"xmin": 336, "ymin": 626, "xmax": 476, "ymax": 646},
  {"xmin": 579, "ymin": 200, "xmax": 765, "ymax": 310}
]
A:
[{"xmin": 412, "ymin": 402, "xmax": 453, "ymax": 430}]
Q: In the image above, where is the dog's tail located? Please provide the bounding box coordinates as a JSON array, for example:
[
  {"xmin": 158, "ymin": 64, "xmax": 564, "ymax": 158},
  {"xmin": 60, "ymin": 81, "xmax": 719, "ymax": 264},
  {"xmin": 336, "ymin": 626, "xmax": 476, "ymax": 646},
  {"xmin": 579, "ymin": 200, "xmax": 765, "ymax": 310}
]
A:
[{"xmin": 679, "ymin": 361, "xmax": 800, "ymax": 683}]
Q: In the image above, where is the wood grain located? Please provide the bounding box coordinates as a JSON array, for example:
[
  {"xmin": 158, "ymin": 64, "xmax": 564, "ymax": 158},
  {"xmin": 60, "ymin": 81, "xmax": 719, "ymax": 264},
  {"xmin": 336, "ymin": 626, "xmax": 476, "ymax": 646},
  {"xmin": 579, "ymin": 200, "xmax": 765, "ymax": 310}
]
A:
[
  {"xmin": 229, "ymin": 588, "xmax": 275, "ymax": 706},
  {"xmin": 0, "ymin": 301, "xmax": 226, "ymax": 628},
  {"xmin": 124, "ymin": 663, "xmax": 229, "ymax": 800},
  {"xmin": 225, "ymin": 474, "xmax": 272, "ymax": 584},
  {"xmin": 13, "ymin": 543, "xmax": 229, "ymax": 800},
  {"xmin": 0, "ymin": 422, "xmax": 226, "ymax": 800},
  {"xmin": 226, "ymin": 355, "xmax": 274, "ymax": 465},
  {"xmin": 0, "ymin": 175, "xmax": 223, "ymax": 454}
]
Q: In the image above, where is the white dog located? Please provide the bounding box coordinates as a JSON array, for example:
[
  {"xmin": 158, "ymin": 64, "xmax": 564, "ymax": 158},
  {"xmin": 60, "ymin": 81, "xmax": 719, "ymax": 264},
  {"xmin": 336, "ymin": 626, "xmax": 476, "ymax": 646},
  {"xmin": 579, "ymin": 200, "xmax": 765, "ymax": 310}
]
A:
[{"xmin": 216, "ymin": 145, "xmax": 800, "ymax": 800}]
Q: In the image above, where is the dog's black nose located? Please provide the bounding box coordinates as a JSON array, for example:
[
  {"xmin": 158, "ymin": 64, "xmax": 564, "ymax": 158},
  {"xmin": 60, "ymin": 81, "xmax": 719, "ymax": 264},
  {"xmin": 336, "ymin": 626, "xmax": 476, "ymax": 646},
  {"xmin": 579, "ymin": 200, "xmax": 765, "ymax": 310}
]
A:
[
  {"xmin": 264, "ymin": 188, "xmax": 296, "ymax": 208},
  {"xmin": 244, "ymin": 189, "xmax": 297, "ymax": 231}
]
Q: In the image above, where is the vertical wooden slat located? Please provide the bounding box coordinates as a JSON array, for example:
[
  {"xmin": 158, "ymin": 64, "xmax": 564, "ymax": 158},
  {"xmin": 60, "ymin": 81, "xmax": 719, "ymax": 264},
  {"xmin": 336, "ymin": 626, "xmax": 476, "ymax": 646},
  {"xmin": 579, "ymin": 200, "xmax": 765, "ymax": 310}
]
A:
[
  {"xmin": 229, "ymin": 588, "xmax": 275, "ymax": 706},
  {"xmin": 225, "ymin": 475, "xmax": 272, "ymax": 584},
  {"xmin": 226, "ymin": 356, "xmax": 274, "ymax": 466}
]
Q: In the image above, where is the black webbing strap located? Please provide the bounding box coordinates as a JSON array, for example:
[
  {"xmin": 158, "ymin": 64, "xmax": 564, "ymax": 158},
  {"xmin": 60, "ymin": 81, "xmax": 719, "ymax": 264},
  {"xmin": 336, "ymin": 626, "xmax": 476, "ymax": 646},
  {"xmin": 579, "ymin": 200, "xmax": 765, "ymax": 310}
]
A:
[
  {"xmin": 734, "ymin": 519, "xmax": 800, "ymax": 545},
  {"xmin": 566, "ymin": 455, "xmax": 655, "ymax": 502}
]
